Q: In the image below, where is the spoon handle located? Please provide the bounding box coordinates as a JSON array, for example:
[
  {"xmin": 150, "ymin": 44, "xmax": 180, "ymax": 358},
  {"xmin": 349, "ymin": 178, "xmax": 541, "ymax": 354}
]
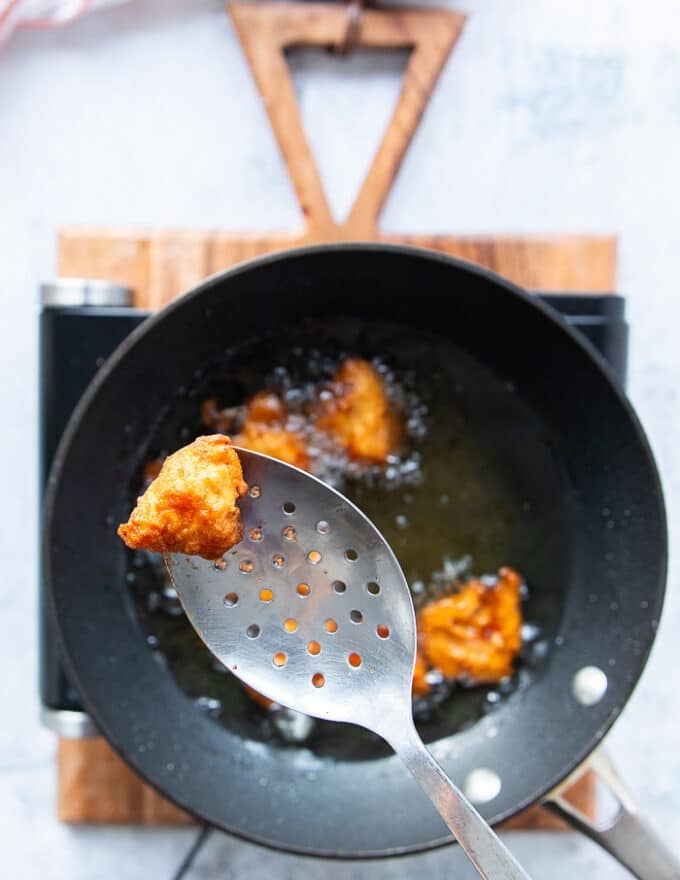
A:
[{"xmin": 384, "ymin": 719, "xmax": 532, "ymax": 880}]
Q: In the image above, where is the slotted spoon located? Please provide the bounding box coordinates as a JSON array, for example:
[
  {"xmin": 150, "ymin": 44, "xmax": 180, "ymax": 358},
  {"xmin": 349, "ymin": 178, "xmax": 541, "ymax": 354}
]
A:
[{"xmin": 166, "ymin": 448, "xmax": 531, "ymax": 880}]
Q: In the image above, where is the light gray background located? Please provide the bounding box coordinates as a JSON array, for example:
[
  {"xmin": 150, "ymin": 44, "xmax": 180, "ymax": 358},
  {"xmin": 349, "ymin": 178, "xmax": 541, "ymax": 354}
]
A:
[{"xmin": 0, "ymin": 0, "xmax": 678, "ymax": 876}]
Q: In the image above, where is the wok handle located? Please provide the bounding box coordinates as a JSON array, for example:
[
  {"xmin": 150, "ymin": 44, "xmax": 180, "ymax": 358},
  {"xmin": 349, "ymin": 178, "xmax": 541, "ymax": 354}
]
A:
[
  {"xmin": 385, "ymin": 719, "xmax": 532, "ymax": 880},
  {"xmin": 544, "ymin": 749, "xmax": 680, "ymax": 880}
]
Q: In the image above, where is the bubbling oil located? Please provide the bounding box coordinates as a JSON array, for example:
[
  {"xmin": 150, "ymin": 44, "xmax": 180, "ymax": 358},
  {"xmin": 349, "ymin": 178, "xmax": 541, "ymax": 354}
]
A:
[{"xmin": 126, "ymin": 318, "xmax": 570, "ymax": 758}]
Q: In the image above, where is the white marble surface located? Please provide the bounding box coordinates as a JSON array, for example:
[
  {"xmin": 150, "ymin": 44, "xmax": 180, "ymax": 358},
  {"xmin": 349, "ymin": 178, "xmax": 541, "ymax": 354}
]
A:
[{"xmin": 1, "ymin": 0, "xmax": 679, "ymax": 876}]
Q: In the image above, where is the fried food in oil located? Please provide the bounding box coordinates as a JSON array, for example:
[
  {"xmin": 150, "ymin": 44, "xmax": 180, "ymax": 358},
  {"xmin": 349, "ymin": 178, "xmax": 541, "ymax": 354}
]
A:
[
  {"xmin": 118, "ymin": 435, "xmax": 248, "ymax": 560},
  {"xmin": 236, "ymin": 423, "xmax": 310, "ymax": 469},
  {"xmin": 202, "ymin": 360, "xmax": 400, "ymax": 469},
  {"xmin": 316, "ymin": 358, "xmax": 402, "ymax": 463},
  {"xmin": 414, "ymin": 567, "xmax": 523, "ymax": 695},
  {"xmin": 243, "ymin": 390, "xmax": 286, "ymax": 423},
  {"xmin": 134, "ymin": 365, "xmax": 523, "ymax": 712},
  {"xmin": 234, "ymin": 390, "xmax": 310, "ymax": 470}
]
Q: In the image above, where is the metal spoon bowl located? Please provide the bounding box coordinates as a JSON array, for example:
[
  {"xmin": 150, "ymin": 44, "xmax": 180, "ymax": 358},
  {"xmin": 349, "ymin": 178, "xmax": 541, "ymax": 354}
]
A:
[{"xmin": 167, "ymin": 448, "xmax": 531, "ymax": 880}]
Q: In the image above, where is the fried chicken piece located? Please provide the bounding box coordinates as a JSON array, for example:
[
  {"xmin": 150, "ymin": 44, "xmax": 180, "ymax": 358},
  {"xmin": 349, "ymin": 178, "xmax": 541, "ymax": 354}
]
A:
[
  {"xmin": 415, "ymin": 567, "xmax": 523, "ymax": 690},
  {"xmin": 244, "ymin": 390, "xmax": 286, "ymax": 423},
  {"xmin": 236, "ymin": 423, "xmax": 310, "ymax": 469},
  {"xmin": 118, "ymin": 435, "xmax": 248, "ymax": 560},
  {"xmin": 234, "ymin": 390, "xmax": 310, "ymax": 470},
  {"xmin": 315, "ymin": 358, "xmax": 402, "ymax": 463}
]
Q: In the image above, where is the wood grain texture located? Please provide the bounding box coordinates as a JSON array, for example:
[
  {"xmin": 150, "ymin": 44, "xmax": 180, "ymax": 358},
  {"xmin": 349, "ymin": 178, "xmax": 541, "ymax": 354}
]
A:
[
  {"xmin": 58, "ymin": 739, "xmax": 192, "ymax": 825},
  {"xmin": 53, "ymin": 0, "xmax": 615, "ymax": 831},
  {"xmin": 59, "ymin": 227, "xmax": 617, "ymax": 304},
  {"xmin": 229, "ymin": 3, "xmax": 466, "ymax": 238}
]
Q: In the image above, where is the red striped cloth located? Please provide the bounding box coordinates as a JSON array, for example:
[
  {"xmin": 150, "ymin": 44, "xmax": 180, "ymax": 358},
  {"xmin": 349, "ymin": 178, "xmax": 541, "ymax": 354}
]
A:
[{"xmin": 1, "ymin": 0, "xmax": 128, "ymax": 47}]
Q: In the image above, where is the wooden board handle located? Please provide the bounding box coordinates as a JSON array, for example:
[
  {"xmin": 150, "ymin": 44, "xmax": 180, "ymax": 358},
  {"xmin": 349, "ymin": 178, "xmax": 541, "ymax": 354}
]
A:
[{"xmin": 228, "ymin": 3, "xmax": 465, "ymax": 238}]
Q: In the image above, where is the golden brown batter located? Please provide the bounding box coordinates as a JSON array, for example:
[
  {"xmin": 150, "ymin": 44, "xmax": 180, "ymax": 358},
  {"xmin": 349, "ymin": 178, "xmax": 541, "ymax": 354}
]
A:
[
  {"xmin": 233, "ymin": 391, "xmax": 310, "ymax": 470},
  {"xmin": 118, "ymin": 435, "xmax": 248, "ymax": 560},
  {"xmin": 316, "ymin": 358, "xmax": 402, "ymax": 463},
  {"xmin": 413, "ymin": 567, "xmax": 523, "ymax": 695}
]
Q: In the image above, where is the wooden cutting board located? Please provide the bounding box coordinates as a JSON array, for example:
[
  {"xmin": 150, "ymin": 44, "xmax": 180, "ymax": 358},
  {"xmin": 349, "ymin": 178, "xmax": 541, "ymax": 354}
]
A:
[{"xmin": 54, "ymin": 1, "xmax": 616, "ymax": 830}]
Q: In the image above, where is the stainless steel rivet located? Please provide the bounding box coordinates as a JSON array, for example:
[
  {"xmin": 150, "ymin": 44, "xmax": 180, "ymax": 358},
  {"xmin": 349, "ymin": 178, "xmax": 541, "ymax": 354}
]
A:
[
  {"xmin": 572, "ymin": 666, "xmax": 608, "ymax": 706},
  {"xmin": 463, "ymin": 768, "xmax": 502, "ymax": 804}
]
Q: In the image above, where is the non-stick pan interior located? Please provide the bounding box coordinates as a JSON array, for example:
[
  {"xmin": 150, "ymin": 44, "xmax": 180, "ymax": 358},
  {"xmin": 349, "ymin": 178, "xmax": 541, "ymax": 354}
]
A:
[
  {"xmin": 45, "ymin": 245, "xmax": 666, "ymax": 856},
  {"xmin": 126, "ymin": 315, "xmax": 571, "ymax": 757}
]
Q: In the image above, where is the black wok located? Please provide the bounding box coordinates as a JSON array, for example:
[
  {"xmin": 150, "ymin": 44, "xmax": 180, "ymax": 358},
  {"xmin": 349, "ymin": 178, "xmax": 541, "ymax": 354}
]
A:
[{"xmin": 44, "ymin": 245, "xmax": 672, "ymax": 875}]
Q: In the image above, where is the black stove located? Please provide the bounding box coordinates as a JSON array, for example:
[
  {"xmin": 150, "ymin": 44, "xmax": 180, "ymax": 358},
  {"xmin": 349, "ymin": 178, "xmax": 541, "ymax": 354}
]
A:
[{"xmin": 38, "ymin": 278, "xmax": 628, "ymax": 737}]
